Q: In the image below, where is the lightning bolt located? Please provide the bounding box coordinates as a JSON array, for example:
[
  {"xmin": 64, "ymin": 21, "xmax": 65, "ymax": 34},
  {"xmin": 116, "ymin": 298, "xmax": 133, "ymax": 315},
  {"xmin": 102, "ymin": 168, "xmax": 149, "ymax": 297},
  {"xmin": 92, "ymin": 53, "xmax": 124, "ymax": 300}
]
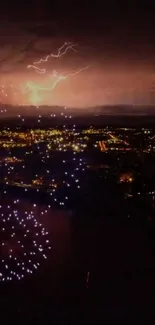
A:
[
  {"xmin": 34, "ymin": 42, "xmax": 77, "ymax": 63},
  {"xmin": 27, "ymin": 66, "xmax": 46, "ymax": 74},
  {"xmin": 25, "ymin": 66, "xmax": 89, "ymax": 92},
  {"xmin": 25, "ymin": 43, "xmax": 89, "ymax": 105},
  {"xmin": 27, "ymin": 42, "xmax": 77, "ymax": 74}
]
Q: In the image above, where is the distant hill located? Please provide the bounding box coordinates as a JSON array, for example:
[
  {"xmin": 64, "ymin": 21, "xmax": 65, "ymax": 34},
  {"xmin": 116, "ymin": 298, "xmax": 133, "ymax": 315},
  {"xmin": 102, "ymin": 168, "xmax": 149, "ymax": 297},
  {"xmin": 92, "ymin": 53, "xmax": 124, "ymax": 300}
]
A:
[{"xmin": 0, "ymin": 104, "xmax": 155, "ymax": 117}]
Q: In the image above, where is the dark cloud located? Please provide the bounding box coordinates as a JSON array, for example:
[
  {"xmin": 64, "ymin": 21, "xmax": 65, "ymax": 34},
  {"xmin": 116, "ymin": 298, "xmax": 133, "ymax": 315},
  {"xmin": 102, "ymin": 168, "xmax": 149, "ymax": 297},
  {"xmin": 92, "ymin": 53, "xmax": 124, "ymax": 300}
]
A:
[{"xmin": 0, "ymin": 23, "xmax": 57, "ymax": 72}]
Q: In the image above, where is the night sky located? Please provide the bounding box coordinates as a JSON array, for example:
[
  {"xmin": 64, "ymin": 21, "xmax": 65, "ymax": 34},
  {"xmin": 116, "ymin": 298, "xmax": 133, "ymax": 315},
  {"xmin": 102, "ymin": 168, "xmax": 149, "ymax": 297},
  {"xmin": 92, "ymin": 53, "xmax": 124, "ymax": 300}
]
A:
[{"xmin": 0, "ymin": 1, "xmax": 155, "ymax": 109}]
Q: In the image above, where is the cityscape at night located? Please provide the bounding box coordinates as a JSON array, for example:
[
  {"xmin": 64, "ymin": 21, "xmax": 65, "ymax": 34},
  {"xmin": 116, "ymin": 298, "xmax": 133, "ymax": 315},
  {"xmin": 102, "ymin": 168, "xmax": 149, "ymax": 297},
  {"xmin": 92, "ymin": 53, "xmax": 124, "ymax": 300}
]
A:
[
  {"xmin": 1, "ymin": 0, "xmax": 155, "ymax": 323},
  {"xmin": 2, "ymin": 114, "xmax": 155, "ymax": 322},
  {"xmin": 2, "ymin": 115, "xmax": 155, "ymax": 218}
]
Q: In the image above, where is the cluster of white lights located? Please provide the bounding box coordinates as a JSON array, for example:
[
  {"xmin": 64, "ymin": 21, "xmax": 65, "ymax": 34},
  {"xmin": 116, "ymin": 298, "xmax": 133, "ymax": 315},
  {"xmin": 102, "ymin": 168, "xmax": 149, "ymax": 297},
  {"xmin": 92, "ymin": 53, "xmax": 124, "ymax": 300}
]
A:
[
  {"xmin": 1, "ymin": 118, "xmax": 87, "ymax": 208},
  {"xmin": 0, "ymin": 200, "xmax": 51, "ymax": 282}
]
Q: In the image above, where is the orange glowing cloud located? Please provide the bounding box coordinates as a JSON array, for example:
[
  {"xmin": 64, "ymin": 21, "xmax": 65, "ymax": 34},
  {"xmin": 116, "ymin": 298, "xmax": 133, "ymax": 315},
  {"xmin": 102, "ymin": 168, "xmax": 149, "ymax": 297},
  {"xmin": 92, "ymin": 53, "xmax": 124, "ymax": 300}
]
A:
[{"xmin": 0, "ymin": 22, "xmax": 155, "ymax": 108}]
